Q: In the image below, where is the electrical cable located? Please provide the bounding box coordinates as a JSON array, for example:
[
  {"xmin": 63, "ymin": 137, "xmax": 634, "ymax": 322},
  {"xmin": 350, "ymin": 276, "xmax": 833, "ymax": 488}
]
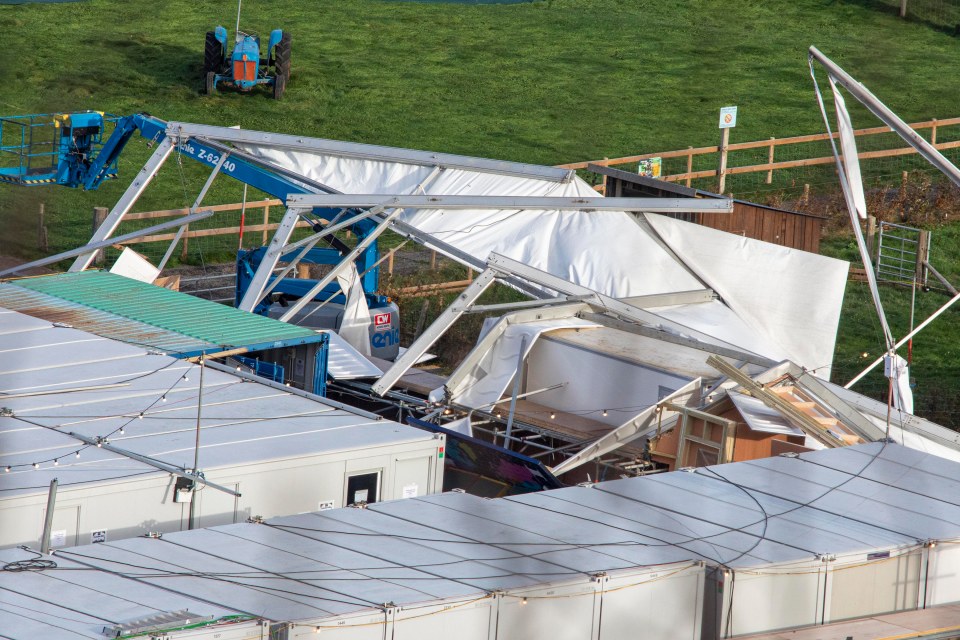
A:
[{"xmin": 2, "ymin": 549, "xmax": 56, "ymax": 572}]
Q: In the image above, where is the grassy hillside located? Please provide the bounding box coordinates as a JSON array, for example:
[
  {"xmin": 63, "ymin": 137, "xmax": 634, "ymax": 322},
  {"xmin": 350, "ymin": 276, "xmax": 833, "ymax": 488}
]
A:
[{"xmin": 1, "ymin": 0, "xmax": 959, "ymax": 423}]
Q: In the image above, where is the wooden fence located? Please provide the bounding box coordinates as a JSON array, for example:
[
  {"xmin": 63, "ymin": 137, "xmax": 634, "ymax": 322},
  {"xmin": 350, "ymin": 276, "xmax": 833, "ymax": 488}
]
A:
[
  {"xmin": 105, "ymin": 199, "xmax": 443, "ymax": 277},
  {"xmin": 558, "ymin": 116, "xmax": 960, "ymax": 193}
]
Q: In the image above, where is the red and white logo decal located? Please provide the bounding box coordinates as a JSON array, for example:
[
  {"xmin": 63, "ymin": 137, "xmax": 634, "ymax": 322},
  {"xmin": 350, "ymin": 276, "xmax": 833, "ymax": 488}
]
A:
[{"xmin": 374, "ymin": 312, "xmax": 391, "ymax": 327}]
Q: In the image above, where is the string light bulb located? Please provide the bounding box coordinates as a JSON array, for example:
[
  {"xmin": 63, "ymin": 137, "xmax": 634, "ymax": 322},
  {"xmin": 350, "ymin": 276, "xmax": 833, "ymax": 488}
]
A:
[
  {"xmin": 119, "ymin": 427, "xmax": 125, "ymax": 434},
  {"xmin": 53, "ymin": 459, "xmax": 59, "ymax": 466},
  {"xmin": 183, "ymin": 375, "xmax": 189, "ymax": 382},
  {"xmin": 33, "ymin": 462, "xmax": 39, "ymax": 469},
  {"xmin": 4, "ymin": 466, "xmax": 10, "ymax": 473},
  {"xmin": 520, "ymin": 597, "xmax": 528, "ymax": 605},
  {"xmin": 161, "ymin": 395, "xmax": 167, "ymax": 402},
  {"xmin": 138, "ymin": 412, "xmax": 144, "ymax": 420},
  {"xmin": 550, "ymin": 412, "xmax": 556, "ymax": 420},
  {"xmin": 75, "ymin": 451, "xmax": 81, "ymax": 458},
  {"xmin": 602, "ymin": 409, "xmax": 608, "ymax": 417}
]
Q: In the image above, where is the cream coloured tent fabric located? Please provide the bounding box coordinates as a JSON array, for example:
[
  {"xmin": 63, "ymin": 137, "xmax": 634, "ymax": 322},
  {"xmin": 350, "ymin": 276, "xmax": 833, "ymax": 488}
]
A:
[
  {"xmin": 238, "ymin": 143, "xmax": 847, "ymax": 373},
  {"xmin": 643, "ymin": 214, "xmax": 848, "ymax": 377}
]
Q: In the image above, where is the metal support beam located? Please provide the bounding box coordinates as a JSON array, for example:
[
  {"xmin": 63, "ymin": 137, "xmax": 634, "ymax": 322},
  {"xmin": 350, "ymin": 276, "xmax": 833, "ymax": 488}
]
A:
[
  {"xmin": 40, "ymin": 478, "xmax": 58, "ymax": 555},
  {"xmin": 236, "ymin": 207, "xmax": 308, "ymax": 311},
  {"xmin": 386, "ymin": 219, "xmax": 546, "ymax": 299},
  {"xmin": 578, "ymin": 312, "xmax": 776, "ymax": 368},
  {"xmin": 157, "ymin": 152, "xmax": 230, "ymax": 272},
  {"xmin": 0, "ymin": 210, "xmax": 215, "ymax": 278},
  {"xmin": 503, "ymin": 335, "xmax": 528, "ymax": 450},
  {"xmin": 195, "ymin": 136, "xmax": 342, "ymax": 195},
  {"xmin": 486, "ymin": 253, "xmax": 766, "ymax": 361},
  {"xmin": 444, "ymin": 303, "xmax": 591, "ymax": 401},
  {"xmin": 923, "ymin": 261, "xmax": 958, "ymax": 296},
  {"xmin": 373, "ymin": 268, "xmax": 499, "ymax": 396},
  {"xmin": 167, "ymin": 121, "xmax": 575, "ymax": 182},
  {"xmin": 550, "ymin": 378, "xmax": 702, "ymax": 476},
  {"xmin": 66, "ymin": 431, "xmax": 241, "ymax": 498},
  {"xmin": 809, "ymin": 47, "xmax": 960, "ymax": 188},
  {"xmin": 845, "ymin": 289, "xmax": 960, "ymax": 389},
  {"xmin": 278, "ymin": 207, "xmax": 386, "ymax": 257},
  {"xmin": 464, "ymin": 295, "xmax": 594, "ymax": 315},
  {"xmin": 286, "ymin": 194, "xmax": 735, "ymax": 214},
  {"xmin": 619, "ymin": 289, "xmax": 716, "ymax": 308},
  {"xmin": 278, "ymin": 206, "xmax": 400, "ymax": 322},
  {"xmin": 69, "ymin": 137, "xmax": 176, "ymax": 272},
  {"xmin": 706, "ymin": 355, "xmax": 847, "ymax": 448}
]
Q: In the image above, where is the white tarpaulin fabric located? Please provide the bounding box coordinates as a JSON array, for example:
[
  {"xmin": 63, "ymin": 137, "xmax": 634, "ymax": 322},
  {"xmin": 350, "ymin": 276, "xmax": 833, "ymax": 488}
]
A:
[
  {"xmin": 830, "ymin": 76, "xmax": 868, "ymax": 219},
  {"xmin": 644, "ymin": 214, "xmax": 848, "ymax": 377},
  {"xmin": 335, "ymin": 262, "xmax": 372, "ymax": 357},
  {"xmin": 323, "ymin": 330, "xmax": 382, "ymax": 379},
  {"xmin": 885, "ymin": 353, "xmax": 914, "ymax": 415},
  {"xmin": 238, "ymin": 141, "xmax": 848, "ymax": 372},
  {"xmin": 440, "ymin": 317, "xmax": 600, "ymax": 409},
  {"xmin": 238, "ymin": 146, "xmax": 703, "ymax": 297},
  {"xmin": 442, "ymin": 416, "xmax": 473, "ymax": 437}
]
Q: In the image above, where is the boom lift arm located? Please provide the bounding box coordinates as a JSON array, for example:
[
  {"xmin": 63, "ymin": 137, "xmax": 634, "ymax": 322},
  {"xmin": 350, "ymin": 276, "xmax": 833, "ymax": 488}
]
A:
[{"xmin": 0, "ymin": 110, "xmax": 383, "ymax": 305}]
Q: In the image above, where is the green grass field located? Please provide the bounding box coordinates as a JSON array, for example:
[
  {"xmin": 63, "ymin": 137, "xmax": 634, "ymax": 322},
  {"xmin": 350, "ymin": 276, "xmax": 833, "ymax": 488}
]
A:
[{"xmin": 1, "ymin": 0, "xmax": 960, "ymax": 423}]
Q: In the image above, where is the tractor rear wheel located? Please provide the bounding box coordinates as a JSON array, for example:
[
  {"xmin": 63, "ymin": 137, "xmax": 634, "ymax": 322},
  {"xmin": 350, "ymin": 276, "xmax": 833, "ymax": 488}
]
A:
[
  {"xmin": 272, "ymin": 32, "xmax": 291, "ymax": 100},
  {"xmin": 203, "ymin": 31, "xmax": 223, "ymax": 76}
]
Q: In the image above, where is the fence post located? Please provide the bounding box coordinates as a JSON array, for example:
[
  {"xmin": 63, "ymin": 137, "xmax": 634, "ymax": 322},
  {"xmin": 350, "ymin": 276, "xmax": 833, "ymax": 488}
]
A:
[
  {"xmin": 717, "ymin": 128, "xmax": 730, "ymax": 194},
  {"xmin": 37, "ymin": 203, "xmax": 48, "ymax": 253},
  {"xmin": 262, "ymin": 204, "xmax": 270, "ymax": 245},
  {"xmin": 180, "ymin": 224, "xmax": 189, "ymax": 261},
  {"xmin": 430, "ymin": 250, "xmax": 437, "ymax": 271},
  {"xmin": 766, "ymin": 138, "xmax": 775, "ymax": 184},
  {"xmin": 686, "ymin": 147, "xmax": 694, "ymax": 187},
  {"xmin": 931, "ymin": 118, "xmax": 938, "ymax": 146},
  {"xmin": 866, "ymin": 215, "xmax": 877, "ymax": 257},
  {"xmin": 916, "ymin": 229, "xmax": 929, "ymax": 285},
  {"xmin": 92, "ymin": 206, "xmax": 108, "ymax": 265},
  {"xmin": 801, "ymin": 184, "xmax": 810, "ymax": 207},
  {"xmin": 900, "ymin": 0, "xmax": 907, "ymax": 18},
  {"xmin": 387, "ymin": 250, "xmax": 395, "ymax": 277}
]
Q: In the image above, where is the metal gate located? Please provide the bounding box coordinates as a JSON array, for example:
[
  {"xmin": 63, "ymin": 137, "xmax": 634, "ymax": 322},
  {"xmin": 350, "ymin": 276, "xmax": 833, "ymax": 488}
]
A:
[{"xmin": 875, "ymin": 222, "xmax": 930, "ymax": 287}]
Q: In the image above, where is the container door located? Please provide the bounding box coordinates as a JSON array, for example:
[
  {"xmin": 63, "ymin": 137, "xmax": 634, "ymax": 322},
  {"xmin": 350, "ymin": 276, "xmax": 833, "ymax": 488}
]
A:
[
  {"xmin": 392, "ymin": 455, "xmax": 432, "ymax": 501},
  {"xmin": 346, "ymin": 471, "xmax": 380, "ymax": 506}
]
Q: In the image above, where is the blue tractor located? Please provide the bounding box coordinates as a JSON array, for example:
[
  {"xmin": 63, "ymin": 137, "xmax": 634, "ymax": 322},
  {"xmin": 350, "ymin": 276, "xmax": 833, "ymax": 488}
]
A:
[{"xmin": 204, "ymin": 26, "xmax": 290, "ymax": 99}]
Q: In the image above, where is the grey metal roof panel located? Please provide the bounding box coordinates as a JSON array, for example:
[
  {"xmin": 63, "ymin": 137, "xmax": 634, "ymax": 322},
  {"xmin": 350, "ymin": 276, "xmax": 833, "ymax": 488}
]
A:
[
  {"xmin": 8, "ymin": 442, "xmax": 960, "ymax": 636},
  {"xmin": 0, "ymin": 547, "xmax": 240, "ymax": 637},
  {"xmin": 0, "ymin": 308, "xmax": 431, "ymax": 498}
]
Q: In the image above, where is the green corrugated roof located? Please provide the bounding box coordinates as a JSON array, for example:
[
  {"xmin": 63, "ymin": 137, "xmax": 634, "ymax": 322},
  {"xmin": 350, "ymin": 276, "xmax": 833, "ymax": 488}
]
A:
[{"xmin": 8, "ymin": 270, "xmax": 320, "ymax": 354}]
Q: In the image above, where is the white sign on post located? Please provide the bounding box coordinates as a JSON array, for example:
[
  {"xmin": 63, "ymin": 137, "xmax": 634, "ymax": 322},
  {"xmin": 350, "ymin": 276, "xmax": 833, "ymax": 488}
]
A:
[{"xmin": 719, "ymin": 106, "xmax": 738, "ymax": 129}]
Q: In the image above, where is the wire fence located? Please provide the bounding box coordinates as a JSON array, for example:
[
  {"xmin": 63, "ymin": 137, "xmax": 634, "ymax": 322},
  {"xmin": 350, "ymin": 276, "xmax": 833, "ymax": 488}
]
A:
[
  {"xmin": 879, "ymin": 0, "xmax": 960, "ymax": 31},
  {"xmin": 563, "ymin": 117, "xmax": 960, "ymax": 215}
]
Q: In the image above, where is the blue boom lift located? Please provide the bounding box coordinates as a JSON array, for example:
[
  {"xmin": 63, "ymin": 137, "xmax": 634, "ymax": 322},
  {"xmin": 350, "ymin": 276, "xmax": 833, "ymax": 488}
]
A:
[{"xmin": 0, "ymin": 110, "xmax": 401, "ymax": 358}]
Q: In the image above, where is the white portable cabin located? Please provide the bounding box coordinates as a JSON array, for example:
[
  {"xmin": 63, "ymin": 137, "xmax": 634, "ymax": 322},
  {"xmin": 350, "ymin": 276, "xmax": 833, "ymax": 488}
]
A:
[
  {"xmin": 10, "ymin": 443, "xmax": 960, "ymax": 639},
  {"xmin": 0, "ymin": 308, "xmax": 443, "ymax": 550}
]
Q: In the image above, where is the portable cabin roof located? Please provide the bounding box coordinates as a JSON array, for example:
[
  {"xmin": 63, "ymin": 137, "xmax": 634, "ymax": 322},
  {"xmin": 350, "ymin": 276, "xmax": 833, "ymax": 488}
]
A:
[
  {"xmin": 8, "ymin": 441, "xmax": 960, "ymax": 639},
  {"xmin": 0, "ymin": 309, "xmax": 429, "ymax": 499}
]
